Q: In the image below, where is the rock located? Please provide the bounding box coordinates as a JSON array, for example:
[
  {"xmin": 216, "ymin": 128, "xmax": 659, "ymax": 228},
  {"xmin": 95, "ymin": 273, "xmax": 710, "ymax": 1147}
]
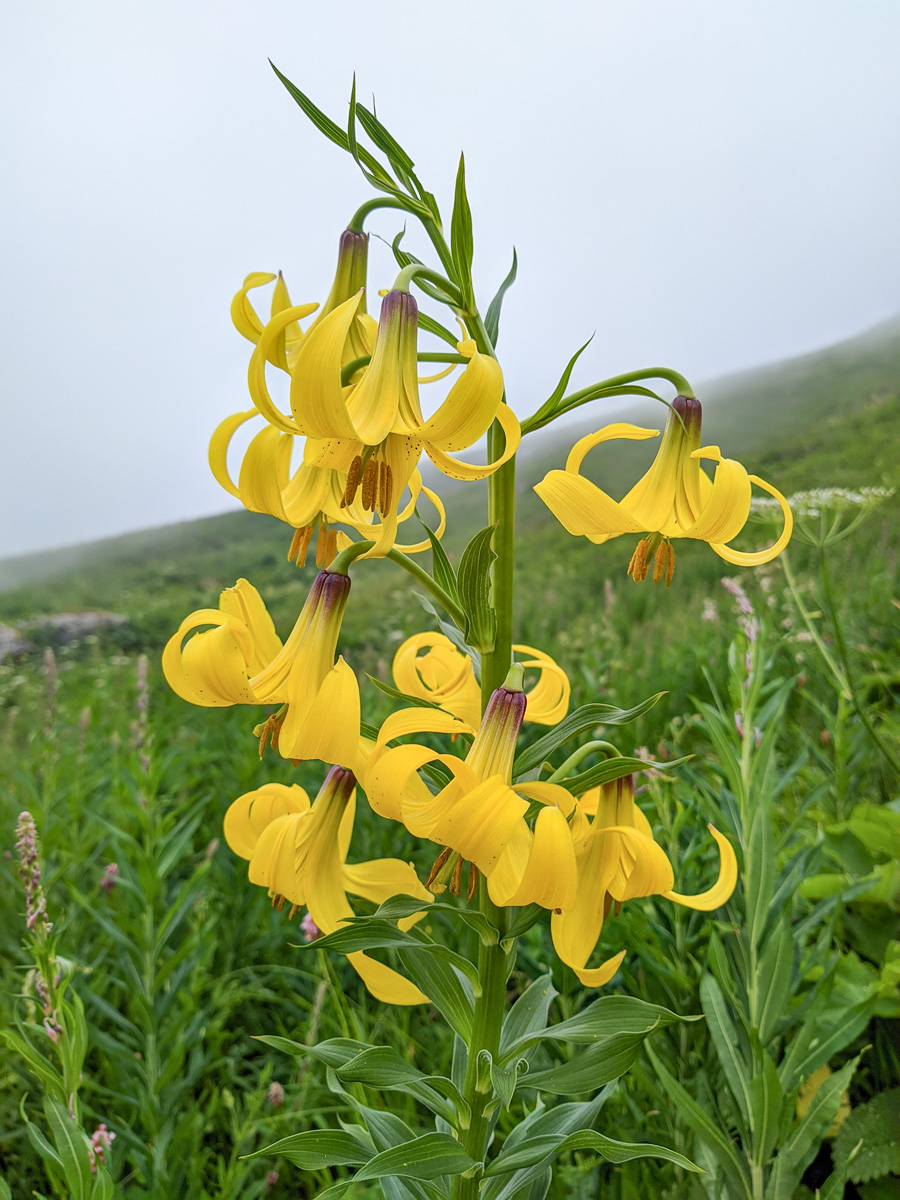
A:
[
  {"xmin": 18, "ymin": 612, "xmax": 130, "ymax": 646},
  {"xmin": 0, "ymin": 622, "xmax": 33, "ymax": 661}
]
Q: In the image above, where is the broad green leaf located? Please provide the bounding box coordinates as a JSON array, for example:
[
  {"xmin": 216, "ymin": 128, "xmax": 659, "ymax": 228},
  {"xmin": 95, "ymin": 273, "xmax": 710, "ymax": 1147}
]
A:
[
  {"xmin": 43, "ymin": 1099, "xmax": 93, "ymax": 1200},
  {"xmin": 397, "ymin": 950, "xmax": 474, "ymax": 1041},
  {"xmin": 316, "ymin": 1133, "xmax": 477, "ymax": 1199},
  {"xmin": 769, "ymin": 1055, "xmax": 860, "ymax": 1200},
  {"xmin": 500, "ymin": 973, "xmax": 558, "ymax": 1059},
  {"xmin": 563, "ymin": 753, "xmax": 691, "ymax": 798},
  {"xmin": 512, "ymin": 694, "xmax": 665, "ymax": 777},
  {"xmin": 756, "ymin": 919, "xmax": 794, "ymax": 1044},
  {"xmin": 421, "ymin": 520, "xmax": 461, "ymax": 608},
  {"xmin": 336, "ymin": 1049, "xmax": 461, "ymax": 1125},
  {"xmin": 484, "ymin": 249, "xmax": 518, "ymax": 347},
  {"xmin": 520, "ymin": 1030, "xmax": 653, "ymax": 1094},
  {"xmin": 371, "ymin": 895, "xmax": 498, "ymax": 944},
  {"xmin": 457, "ymin": 524, "xmax": 497, "ymax": 652},
  {"xmin": 303, "ymin": 919, "xmax": 478, "ymax": 989},
  {"xmin": 450, "ymin": 153, "xmax": 474, "ymax": 304},
  {"xmin": 644, "ymin": 1042, "xmax": 753, "ymax": 1198},
  {"xmin": 700, "ymin": 974, "xmax": 752, "ymax": 1128},
  {"xmin": 243, "ymin": 1128, "xmax": 371, "ymax": 1168},
  {"xmin": 490, "ymin": 1057, "xmax": 526, "ymax": 1110},
  {"xmin": 484, "ymin": 1127, "xmax": 701, "ymax": 1177},
  {"xmin": 748, "ymin": 1048, "xmax": 782, "ymax": 1166},
  {"xmin": 254, "ymin": 1035, "xmax": 371, "ymax": 1068},
  {"xmin": 501, "ymin": 994, "xmax": 692, "ymax": 1062},
  {"xmin": 503, "ymin": 903, "xmax": 543, "ymax": 941},
  {"xmin": 366, "ymin": 674, "xmax": 443, "ymax": 711}
]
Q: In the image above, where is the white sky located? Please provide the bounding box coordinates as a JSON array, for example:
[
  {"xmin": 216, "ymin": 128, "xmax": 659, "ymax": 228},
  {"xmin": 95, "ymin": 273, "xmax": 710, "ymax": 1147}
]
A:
[{"xmin": 2, "ymin": 0, "xmax": 899, "ymax": 557}]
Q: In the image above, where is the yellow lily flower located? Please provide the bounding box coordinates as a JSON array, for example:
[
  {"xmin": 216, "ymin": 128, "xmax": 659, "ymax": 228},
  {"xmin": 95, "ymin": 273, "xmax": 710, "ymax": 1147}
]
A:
[
  {"xmin": 363, "ymin": 672, "xmax": 577, "ymax": 909},
  {"xmin": 231, "ymin": 228, "xmax": 376, "ymax": 370},
  {"xmin": 247, "ymin": 288, "xmax": 520, "ymax": 557},
  {"xmin": 534, "ymin": 396, "xmax": 793, "ymax": 583},
  {"xmin": 224, "ymin": 770, "xmax": 431, "ymax": 1005},
  {"xmin": 391, "ymin": 632, "xmax": 570, "ymax": 728},
  {"xmin": 162, "ymin": 571, "xmax": 360, "ymax": 769},
  {"xmin": 550, "ymin": 775, "xmax": 738, "ymax": 987},
  {"xmin": 208, "ymin": 410, "xmax": 446, "ymax": 566}
]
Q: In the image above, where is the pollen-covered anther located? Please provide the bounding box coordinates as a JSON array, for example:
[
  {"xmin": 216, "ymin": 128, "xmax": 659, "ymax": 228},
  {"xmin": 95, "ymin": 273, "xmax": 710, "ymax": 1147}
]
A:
[
  {"xmin": 425, "ymin": 845, "xmax": 457, "ymax": 894},
  {"xmin": 341, "ymin": 455, "xmax": 363, "ymax": 508},
  {"xmin": 379, "ymin": 461, "xmax": 393, "ymax": 517},
  {"xmin": 626, "ymin": 538, "xmax": 651, "ymax": 582},
  {"xmin": 466, "ymin": 863, "xmax": 479, "ymax": 904},
  {"xmin": 361, "ymin": 459, "xmax": 378, "ymax": 511},
  {"xmin": 325, "ymin": 528, "xmax": 338, "ymax": 566},
  {"xmin": 272, "ymin": 893, "xmax": 287, "ymax": 913},
  {"xmin": 253, "ymin": 709, "xmax": 287, "ymax": 758},
  {"xmin": 666, "ymin": 543, "xmax": 675, "ymax": 587},
  {"xmin": 652, "ymin": 540, "xmax": 668, "ymax": 584},
  {"xmin": 288, "ymin": 525, "xmax": 314, "ymax": 568},
  {"xmin": 449, "ymin": 855, "xmax": 464, "ymax": 898},
  {"xmin": 315, "ymin": 524, "xmax": 329, "ymax": 568}
]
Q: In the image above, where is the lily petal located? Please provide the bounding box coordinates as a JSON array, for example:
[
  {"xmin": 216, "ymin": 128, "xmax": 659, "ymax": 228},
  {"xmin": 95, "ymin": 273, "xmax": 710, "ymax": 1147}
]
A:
[
  {"xmin": 419, "ymin": 340, "xmax": 505, "ymax": 451},
  {"xmin": 662, "ymin": 825, "xmax": 738, "ymax": 910},
  {"xmin": 224, "ymin": 784, "xmax": 310, "ymax": 860},
  {"xmin": 208, "ymin": 409, "xmax": 258, "ymax": 499},
  {"xmin": 425, "ymin": 402, "xmax": 521, "ymax": 481}
]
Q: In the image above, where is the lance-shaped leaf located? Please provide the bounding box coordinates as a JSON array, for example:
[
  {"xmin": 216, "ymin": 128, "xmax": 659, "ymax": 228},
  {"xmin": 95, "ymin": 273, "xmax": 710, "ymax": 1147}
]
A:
[
  {"xmin": 243, "ymin": 1128, "xmax": 372, "ymax": 1169},
  {"xmin": 484, "ymin": 249, "xmax": 518, "ymax": 348},
  {"xmin": 315, "ymin": 1133, "xmax": 478, "ymax": 1199},
  {"xmin": 520, "ymin": 1029, "xmax": 657, "ymax": 1095},
  {"xmin": 524, "ymin": 336, "xmax": 594, "ymax": 430},
  {"xmin": 513, "ymin": 694, "xmax": 665, "ymax": 777},
  {"xmin": 484, "ymin": 1127, "xmax": 701, "ymax": 1177},
  {"xmin": 499, "ymin": 973, "xmax": 558, "ymax": 1060},
  {"xmin": 335, "ymin": 1047, "xmax": 467, "ymax": 1125},
  {"xmin": 700, "ymin": 973, "xmax": 752, "ymax": 1130},
  {"xmin": 769, "ymin": 1055, "xmax": 860, "ymax": 1199},
  {"xmin": 369, "ymin": 894, "xmax": 498, "ymax": 944},
  {"xmin": 299, "ymin": 919, "xmax": 479, "ymax": 989},
  {"xmin": 421, "ymin": 520, "xmax": 461, "ymax": 609},
  {"xmin": 501, "ymin": 993, "xmax": 692, "ymax": 1062},
  {"xmin": 42, "ymin": 1099, "xmax": 94, "ymax": 1200},
  {"xmin": 457, "ymin": 525, "xmax": 497, "ymax": 652},
  {"xmin": 397, "ymin": 949, "xmax": 475, "ymax": 1041},
  {"xmin": 562, "ymin": 753, "xmax": 691, "ymax": 798},
  {"xmin": 450, "ymin": 153, "xmax": 474, "ymax": 306},
  {"xmin": 254, "ymin": 1035, "xmax": 372, "ymax": 1068}
]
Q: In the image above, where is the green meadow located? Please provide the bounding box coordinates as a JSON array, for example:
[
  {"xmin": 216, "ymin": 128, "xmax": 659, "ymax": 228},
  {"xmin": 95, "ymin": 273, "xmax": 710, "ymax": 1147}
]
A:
[{"xmin": 1, "ymin": 315, "xmax": 899, "ymax": 1198}]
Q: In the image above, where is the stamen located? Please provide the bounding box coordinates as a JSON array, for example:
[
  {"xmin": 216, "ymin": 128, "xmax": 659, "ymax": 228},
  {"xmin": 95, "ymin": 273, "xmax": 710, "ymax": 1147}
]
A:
[
  {"xmin": 426, "ymin": 846, "xmax": 454, "ymax": 892},
  {"xmin": 652, "ymin": 541, "xmax": 668, "ymax": 584},
  {"xmin": 341, "ymin": 455, "xmax": 363, "ymax": 508},
  {"xmin": 627, "ymin": 538, "xmax": 650, "ymax": 582},
  {"xmin": 466, "ymin": 863, "xmax": 479, "ymax": 904},
  {"xmin": 379, "ymin": 461, "xmax": 393, "ymax": 517},
  {"xmin": 315, "ymin": 523, "xmax": 328, "ymax": 567},
  {"xmin": 361, "ymin": 459, "xmax": 378, "ymax": 511},
  {"xmin": 272, "ymin": 894, "xmax": 287, "ymax": 913},
  {"xmin": 288, "ymin": 904, "xmax": 300, "ymax": 920},
  {"xmin": 287, "ymin": 527, "xmax": 304, "ymax": 563},
  {"xmin": 449, "ymin": 855, "xmax": 464, "ymax": 897},
  {"xmin": 666, "ymin": 543, "xmax": 675, "ymax": 587},
  {"xmin": 325, "ymin": 528, "xmax": 338, "ymax": 566}
]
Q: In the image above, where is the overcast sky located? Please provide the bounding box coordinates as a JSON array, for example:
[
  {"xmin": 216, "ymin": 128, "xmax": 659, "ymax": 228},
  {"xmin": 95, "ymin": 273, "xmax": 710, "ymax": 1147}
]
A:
[{"xmin": 2, "ymin": 0, "xmax": 899, "ymax": 558}]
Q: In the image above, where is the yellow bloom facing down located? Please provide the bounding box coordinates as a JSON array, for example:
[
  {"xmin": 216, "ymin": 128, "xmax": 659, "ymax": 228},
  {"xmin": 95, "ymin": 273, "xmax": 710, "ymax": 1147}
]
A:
[
  {"xmin": 162, "ymin": 571, "xmax": 360, "ymax": 769},
  {"xmin": 392, "ymin": 632, "xmax": 571, "ymax": 728},
  {"xmin": 550, "ymin": 775, "xmax": 738, "ymax": 987},
  {"xmin": 224, "ymin": 770, "xmax": 431, "ymax": 1005},
  {"xmin": 534, "ymin": 395, "xmax": 793, "ymax": 582},
  {"xmin": 208, "ymin": 410, "xmax": 447, "ymax": 566},
  {"xmin": 363, "ymin": 674, "xmax": 577, "ymax": 910},
  {"xmin": 248, "ymin": 287, "xmax": 519, "ymax": 557}
]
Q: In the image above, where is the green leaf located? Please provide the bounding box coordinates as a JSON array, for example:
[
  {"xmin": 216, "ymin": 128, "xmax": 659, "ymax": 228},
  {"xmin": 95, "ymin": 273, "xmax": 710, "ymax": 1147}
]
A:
[
  {"xmin": 457, "ymin": 525, "xmax": 497, "ymax": 652},
  {"xmin": 243, "ymin": 1128, "xmax": 372, "ymax": 1168},
  {"xmin": 421, "ymin": 520, "xmax": 461, "ymax": 608},
  {"xmin": 562, "ymin": 753, "xmax": 691, "ymax": 798},
  {"xmin": 417, "ymin": 310, "xmax": 461, "ymax": 348},
  {"xmin": 501, "ymin": 994, "xmax": 693, "ymax": 1062},
  {"xmin": 371, "ymin": 895, "xmax": 498, "ymax": 944},
  {"xmin": 832, "ymin": 1086, "xmax": 900, "ymax": 1185},
  {"xmin": 504, "ymin": 904, "xmax": 544, "ymax": 941},
  {"xmin": 484, "ymin": 249, "xmax": 518, "ymax": 347},
  {"xmin": 644, "ymin": 1042, "xmax": 753, "ymax": 1198},
  {"xmin": 756, "ymin": 918, "xmax": 794, "ymax": 1044},
  {"xmin": 770, "ymin": 1055, "xmax": 860, "ymax": 1199},
  {"xmin": 43, "ymin": 1098, "xmax": 93, "ymax": 1200},
  {"xmin": 745, "ymin": 805, "xmax": 776, "ymax": 951},
  {"xmin": 397, "ymin": 949, "xmax": 474, "ymax": 1041},
  {"xmin": 450, "ymin": 153, "xmax": 474, "ymax": 303},
  {"xmin": 335, "ymin": 1048, "xmax": 463, "ymax": 1125},
  {"xmin": 490, "ymin": 1057, "xmax": 527, "ymax": 1110},
  {"xmin": 526, "ymin": 337, "xmax": 594, "ymax": 429},
  {"xmin": 254, "ymin": 1034, "xmax": 371, "ymax": 1068},
  {"xmin": 366, "ymin": 675, "xmax": 442, "ymax": 711},
  {"xmin": 316, "ymin": 1133, "xmax": 477, "ymax": 1199},
  {"xmin": 500, "ymin": 973, "xmax": 558, "ymax": 1059},
  {"xmin": 749, "ymin": 1048, "xmax": 783, "ymax": 1165},
  {"xmin": 484, "ymin": 1127, "xmax": 701, "ymax": 1177},
  {"xmin": 302, "ymin": 918, "xmax": 479, "ymax": 989},
  {"xmin": 269, "ymin": 63, "xmax": 350, "ymax": 151},
  {"xmin": 520, "ymin": 1030, "xmax": 654, "ymax": 1095},
  {"xmin": 513, "ymin": 694, "xmax": 665, "ymax": 777},
  {"xmin": 700, "ymin": 973, "xmax": 752, "ymax": 1128},
  {"xmin": 356, "ymin": 102, "xmax": 415, "ymax": 178}
]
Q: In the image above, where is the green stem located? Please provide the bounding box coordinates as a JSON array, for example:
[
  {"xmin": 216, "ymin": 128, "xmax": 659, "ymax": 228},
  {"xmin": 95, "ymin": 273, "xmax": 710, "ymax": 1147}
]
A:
[
  {"xmin": 393, "ymin": 263, "xmax": 464, "ymax": 306},
  {"xmin": 522, "ymin": 384, "xmax": 667, "ymax": 435},
  {"xmin": 546, "ymin": 740, "xmax": 621, "ymax": 783},
  {"xmin": 329, "ymin": 539, "xmax": 468, "ymax": 629},
  {"xmin": 347, "ymin": 196, "xmax": 416, "ymax": 232},
  {"xmin": 522, "ymin": 367, "xmax": 695, "ymax": 435},
  {"xmin": 341, "ymin": 351, "xmax": 468, "ymax": 387}
]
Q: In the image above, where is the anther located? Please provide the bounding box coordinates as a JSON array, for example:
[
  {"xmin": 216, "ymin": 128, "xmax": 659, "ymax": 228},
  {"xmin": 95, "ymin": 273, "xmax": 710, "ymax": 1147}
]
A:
[
  {"xmin": 272, "ymin": 894, "xmax": 287, "ymax": 913},
  {"xmin": 341, "ymin": 455, "xmax": 363, "ymax": 508},
  {"xmin": 449, "ymin": 855, "xmax": 464, "ymax": 898},
  {"xmin": 627, "ymin": 538, "xmax": 650, "ymax": 582},
  {"xmin": 466, "ymin": 863, "xmax": 479, "ymax": 904},
  {"xmin": 379, "ymin": 461, "xmax": 393, "ymax": 517},
  {"xmin": 425, "ymin": 846, "xmax": 454, "ymax": 892},
  {"xmin": 653, "ymin": 541, "xmax": 668, "ymax": 584},
  {"xmin": 361, "ymin": 459, "xmax": 378, "ymax": 511},
  {"xmin": 666, "ymin": 543, "xmax": 675, "ymax": 587},
  {"xmin": 287, "ymin": 527, "xmax": 304, "ymax": 563},
  {"xmin": 325, "ymin": 528, "xmax": 338, "ymax": 566}
]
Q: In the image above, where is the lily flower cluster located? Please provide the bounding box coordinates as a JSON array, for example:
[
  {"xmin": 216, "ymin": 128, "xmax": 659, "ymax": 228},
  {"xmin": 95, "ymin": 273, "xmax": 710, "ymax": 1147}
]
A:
[{"xmin": 209, "ymin": 229, "xmax": 516, "ymax": 567}]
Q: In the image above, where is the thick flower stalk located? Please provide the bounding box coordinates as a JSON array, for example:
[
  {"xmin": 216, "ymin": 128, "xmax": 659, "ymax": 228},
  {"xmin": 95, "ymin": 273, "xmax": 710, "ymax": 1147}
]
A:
[
  {"xmin": 391, "ymin": 631, "xmax": 570, "ymax": 728},
  {"xmin": 534, "ymin": 395, "xmax": 794, "ymax": 581},
  {"xmin": 248, "ymin": 285, "xmax": 519, "ymax": 556},
  {"xmin": 224, "ymin": 771, "xmax": 431, "ymax": 1004},
  {"xmin": 551, "ymin": 775, "xmax": 738, "ymax": 985},
  {"xmin": 162, "ymin": 571, "xmax": 360, "ymax": 767}
]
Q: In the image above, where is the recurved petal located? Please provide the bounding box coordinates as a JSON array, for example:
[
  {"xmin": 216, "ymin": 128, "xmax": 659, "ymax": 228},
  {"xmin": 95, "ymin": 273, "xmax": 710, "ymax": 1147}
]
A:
[
  {"xmin": 288, "ymin": 293, "xmax": 363, "ymax": 440},
  {"xmin": 534, "ymin": 470, "xmax": 644, "ymax": 542},
  {"xmin": 711, "ymin": 472, "xmax": 794, "ymax": 566},
  {"xmin": 237, "ymin": 425, "xmax": 293, "ymax": 522},
  {"xmin": 375, "ymin": 707, "xmax": 474, "ymax": 751},
  {"xmin": 279, "ymin": 658, "xmax": 361, "ymax": 770},
  {"xmin": 681, "ymin": 448, "xmax": 753, "ymax": 544},
  {"xmin": 224, "ymin": 783, "xmax": 310, "ymax": 860},
  {"xmin": 596, "ymin": 826, "xmax": 674, "ymax": 901},
  {"xmin": 425, "ymin": 402, "xmax": 521, "ymax": 481},
  {"xmin": 363, "ymin": 743, "xmax": 445, "ymax": 822},
  {"xmin": 247, "ymin": 813, "xmax": 309, "ymax": 906},
  {"xmin": 342, "ymin": 858, "xmax": 432, "ymax": 910},
  {"xmin": 281, "ymin": 459, "xmax": 333, "ymax": 527},
  {"xmin": 550, "ymin": 835, "xmax": 619, "ymax": 970},
  {"xmin": 346, "ymin": 950, "xmax": 429, "ymax": 1005},
  {"xmin": 488, "ymin": 805, "xmax": 577, "ymax": 909},
  {"xmin": 419, "ymin": 341, "xmax": 505, "ymax": 451},
  {"xmin": 513, "ymin": 781, "xmax": 577, "ymax": 818},
  {"xmin": 393, "ymin": 483, "xmax": 447, "ymax": 554},
  {"xmin": 570, "ymin": 950, "xmax": 627, "ymax": 988},
  {"xmin": 219, "ymin": 578, "xmax": 282, "ymax": 673},
  {"xmin": 663, "ymin": 825, "xmax": 738, "ymax": 910},
  {"xmin": 427, "ymin": 775, "xmax": 529, "ymax": 874},
  {"xmin": 230, "ymin": 272, "xmax": 276, "ymax": 344},
  {"xmin": 565, "ymin": 423, "xmax": 661, "ymax": 474},
  {"xmin": 162, "ymin": 610, "xmax": 231, "ymax": 705},
  {"xmin": 513, "ymin": 643, "xmax": 571, "ymax": 726},
  {"xmin": 180, "ymin": 623, "xmax": 255, "ymax": 706},
  {"xmin": 208, "ymin": 409, "xmax": 259, "ymax": 499}
]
